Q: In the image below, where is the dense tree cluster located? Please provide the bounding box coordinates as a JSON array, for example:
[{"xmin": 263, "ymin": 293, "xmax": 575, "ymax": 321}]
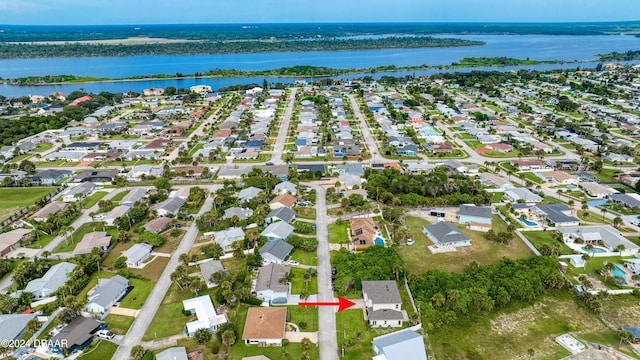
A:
[
  {"xmin": 331, "ymin": 247, "xmax": 404, "ymax": 295},
  {"xmin": 364, "ymin": 168, "xmax": 491, "ymax": 206},
  {"xmin": 410, "ymin": 257, "xmax": 565, "ymax": 330}
]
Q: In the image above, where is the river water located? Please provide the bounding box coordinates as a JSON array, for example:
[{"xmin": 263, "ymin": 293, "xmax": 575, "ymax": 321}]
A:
[{"xmin": 1, "ymin": 34, "xmax": 639, "ymax": 97}]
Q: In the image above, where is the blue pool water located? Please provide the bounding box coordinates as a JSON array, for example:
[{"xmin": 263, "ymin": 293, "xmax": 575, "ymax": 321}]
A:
[
  {"xmin": 582, "ymin": 246, "xmax": 607, "ymax": 253},
  {"xmin": 374, "ymin": 237, "xmax": 385, "ymax": 245},
  {"xmin": 517, "ymin": 217, "xmax": 538, "ymax": 227},
  {"xmin": 612, "ymin": 265, "xmax": 626, "ymax": 278}
]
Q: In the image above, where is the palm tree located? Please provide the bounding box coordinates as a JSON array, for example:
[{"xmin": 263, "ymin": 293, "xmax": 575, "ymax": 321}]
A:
[
  {"xmin": 601, "ymin": 207, "xmax": 607, "ymax": 221},
  {"xmin": 303, "ymin": 272, "xmax": 311, "ymax": 291},
  {"xmin": 615, "ymin": 244, "xmax": 626, "ymax": 256},
  {"xmin": 130, "ymin": 345, "xmax": 145, "ymax": 360},
  {"xmin": 604, "ymin": 262, "xmax": 615, "ymax": 282},
  {"xmin": 613, "ymin": 216, "xmax": 623, "ymax": 229}
]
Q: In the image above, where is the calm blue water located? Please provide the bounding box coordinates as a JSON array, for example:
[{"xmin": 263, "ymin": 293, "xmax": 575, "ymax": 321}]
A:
[
  {"xmin": 1, "ymin": 34, "xmax": 640, "ymax": 97},
  {"xmin": 612, "ymin": 264, "xmax": 626, "ymax": 278},
  {"xmin": 517, "ymin": 217, "xmax": 538, "ymax": 227},
  {"xmin": 374, "ymin": 237, "xmax": 385, "ymax": 245},
  {"xmin": 582, "ymin": 246, "xmax": 607, "ymax": 253}
]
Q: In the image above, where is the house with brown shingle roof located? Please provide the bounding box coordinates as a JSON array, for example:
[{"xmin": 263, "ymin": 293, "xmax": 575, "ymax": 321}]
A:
[
  {"xmin": 242, "ymin": 307, "xmax": 287, "ymax": 346},
  {"xmin": 350, "ymin": 217, "xmax": 376, "ymax": 248},
  {"xmin": 31, "ymin": 201, "xmax": 68, "ymax": 222},
  {"xmin": 268, "ymin": 194, "xmax": 296, "ymax": 210}
]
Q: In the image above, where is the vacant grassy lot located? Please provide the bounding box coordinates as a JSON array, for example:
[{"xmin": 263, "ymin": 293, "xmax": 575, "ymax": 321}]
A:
[
  {"xmin": 399, "ymin": 216, "xmax": 533, "ymax": 273},
  {"xmin": 127, "ymin": 256, "xmax": 169, "ymax": 283},
  {"xmin": 428, "ymin": 290, "xmax": 636, "ymax": 359},
  {"xmin": 82, "ymin": 191, "xmax": 108, "ymax": 209},
  {"xmin": 77, "ymin": 339, "xmax": 118, "ymax": 360},
  {"xmin": 143, "ymin": 284, "xmax": 197, "ymax": 340},
  {"xmin": 290, "ymin": 267, "xmax": 317, "ymax": 294},
  {"xmin": 336, "ymin": 309, "xmax": 374, "ymax": 360},
  {"xmin": 104, "ymin": 314, "xmax": 134, "ymax": 335},
  {"xmin": 281, "ymin": 305, "xmax": 319, "ymax": 331},
  {"xmin": 289, "ymin": 249, "xmax": 317, "ymax": 266},
  {"xmin": 120, "ymin": 278, "xmax": 153, "ymax": 309},
  {"xmin": 328, "ymin": 222, "xmax": 350, "ymax": 244},
  {"xmin": 54, "ymin": 223, "xmax": 119, "ymax": 253},
  {"xmin": 522, "ymin": 231, "xmax": 575, "ymax": 255},
  {"xmin": 0, "ymin": 187, "xmax": 55, "ymax": 221},
  {"xmin": 110, "ymin": 190, "xmax": 129, "ymax": 203},
  {"xmin": 519, "ymin": 171, "xmax": 546, "ymax": 184}
]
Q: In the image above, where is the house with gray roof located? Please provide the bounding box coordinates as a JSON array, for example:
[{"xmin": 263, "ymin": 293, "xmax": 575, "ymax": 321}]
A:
[
  {"xmin": 274, "ymin": 181, "xmax": 298, "ymax": 195},
  {"xmin": 372, "ymin": 329, "xmax": 428, "ymax": 360},
  {"xmin": 423, "ymin": 222, "xmax": 471, "ymax": 248},
  {"xmin": 156, "ymin": 196, "xmax": 186, "ymax": 217},
  {"xmin": 534, "ymin": 204, "xmax": 579, "ymax": 227},
  {"xmin": 123, "ymin": 243, "xmax": 153, "ymax": 267},
  {"xmin": 459, "ymin": 204, "xmax": 492, "ymax": 225},
  {"xmin": 62, "ymin": 182, "xmax": 96, "ymax": 202},
  {"xmin": 0, "ymin": 313, "xmax": 36, "ymax": 342},
  {"xmin": 223, "ymin": 207, "xmax": 253, "ymax": 220},
  {"xmin": 557, "ymin": 225, "xmax": 639, "ymax": 254},
  {"xmin": 335, "ymin": 163, "xmax": 365, "ymax": 177},
  {"xmin": 255, "ymin": 263, "xmax": 290, "ymax": 304},
  {"xmin": 200, "ymin": 260, "xmax": 225, "ymax": 288},
  {"xmin": 362, "ymin": 280, "xmax": 405, "ymax": 328},
  {"xmin": 259, "ymin": 239, "xmax": 294, "ymax": 265},
  {"xmin": 261, "ymin": 222, "xmax": 294, "ymax": 241},
  {"xmin": 32, "ymin": 169, "xmax": 72, "ymax": 184},
  {"xmin": 213, "ymin": 227, "xmax": 245, "ymax": 252},
  {"xmin": 156, "ymin": 348, "xmax": 188, "ymax": 360},
  {"xmin": 266, "ymin": 207, "xmax": 296, "ymax": 224},
  {"xmin": 238, "ymin": 186, "xmax": 263, "ymax": 202},
  {"xmin": 120, "ymin": 188, "xmax": 148, "ymax": 207},
  {"xmin": 608, "ymin": 193, "xmax": 640, "ymax": 209},
  {"xmin": 23, "ymin": 262, "xmax": 76, "ymax": 300},
  {"xmin": 504, "ymin": 187, "xmax": 543, "ymax": 204},
  {"xmin": 86, "ymin": 275, "xmax": 129, "ymax": 316}
]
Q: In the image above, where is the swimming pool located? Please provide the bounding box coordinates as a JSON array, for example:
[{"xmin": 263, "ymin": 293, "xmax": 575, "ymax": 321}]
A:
[
  {"xmin": 612, "ymin": 264, "xmax": 626, "ymax": 278},
  {"xmin": 374, "ymin": 237, "xmax": 385, "ymax": 245},
  {"xmin": 581, "ymin": 246, "xmax": 607, "ymax": 253},
  {"xmin": 517, "ymin": 217, "xmax": 538, "ymax": 227}
]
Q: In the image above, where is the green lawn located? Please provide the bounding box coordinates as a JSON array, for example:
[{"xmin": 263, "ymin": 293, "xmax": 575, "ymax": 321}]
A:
[
  {"xmin": 490, "ymin": 192, "xmax": 504, "ymax": 203},
  {"xmin": 521, "ymin": 231, "xmax": 575, "ymax": 255},
  {"xmin": 54, "ymin": 223, "xmax": 119, "ymax": 253},
  {"xmin": 143, "ymin": 284, "xmax": 199, "ymax": 341},
  {"xmin": 104, "ymin": 314, "xmax": 135, "ymax": 335},
  {"xmin": 428, "ymin": 290, "xmax": 634, "ymax": 359},
  {"xmin": 77, "ymin": 339, "xmax": 118, "ymax": 360},
  {"xmin": 110, "ymin": 190, "xmax": 129, "ymax": 203},
  {"xmin": 33, "ymin": 143, "xmax": 54, "ymax": 153},
  {"xmin": 290, "ymin": 267, "xmax": 318, "ymax": 294},
  {"xmin": 288, "ymin": 249, "xmax": 317, "ymax": 266},
  {"xmin": 0, "ymin": 187, "xmax": 55, "ymax": 221},
  {"xmin": 335, "ymin": 309, "xmax": 374, "ymax": 360},
  {"xmin": 328, "ymin": 222, "xmax": 350, "ymax": 244},
  {"xmin": 119, "ymin": 278, "xmax": 153, "ymax": 309},
  {"xmin": 82, "ymin": 191, "xmax": 108, "ymax": 209},
  {"xmin": 399, "ymin": 215, "xmax": 533, "ymax": 273},
  {"xmin": 280, "ymin": 305, "xmax": 319, "ymax": 331},
  {"xmin": 230, "ymin": 304, "xmax": 319, "ymax": 360},
  {"xmin": 519, "ymin": 171, "xmax": 545, "ymax": 184}
]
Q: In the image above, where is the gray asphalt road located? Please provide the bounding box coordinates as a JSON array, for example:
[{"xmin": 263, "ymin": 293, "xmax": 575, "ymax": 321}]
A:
[
  {"xmin": 348, "ymin": 94, "xmax": 383, "ymax": 163},
  {"xmin": 272, "ymin": 88, "xmax": 298, "ymax": 165},
  {"xmin": 112, "ymin": 193, "xmax": 215, "ymax": 360},
  {"xmin": 302, "ymin": 182, "xmax": 339, "ymax": 360}
]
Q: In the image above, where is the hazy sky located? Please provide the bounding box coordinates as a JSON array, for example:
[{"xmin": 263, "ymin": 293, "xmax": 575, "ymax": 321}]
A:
[{"xmin": 1, "ymin": 0, "xmax": 639, "ymax": 25}]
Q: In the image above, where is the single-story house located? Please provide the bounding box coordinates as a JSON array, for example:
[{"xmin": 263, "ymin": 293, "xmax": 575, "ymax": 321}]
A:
[
  {"xmin": 31, "ymin": 201, "xmax": 68, "ymax": 222},
  {"xmin": 23, "ymin": 262, "xmax": 76, "ymax": 300},
  {"xmin": 73, "ymin": 231, "xmax": 112, "ymax": 255},
  {"xmin": 533, "ymin": 204, "xmax": 579, "ymax": 227},
  {"xmin": 557, "ymin": 225, "xmax": 639, "ymax": 253},
  {"xmin": 200, "ymin": 260, "xmax": 225, "ymax": 288},
  {"xmin": 242, "ymin": 307, "xmax": 287, "ymax": 346},
  {"xmin": 255, "ymin": 263, "xmax": 290, "ymax": 304},
  {"xmin": 156, "ymin": 348, "xmax": 188, "ymax": 360},
  {"xmin": 504, "ymin": 188, "xmax": 543, "ymax": 204},
  {"xmin": 122, "ymin": 243, "xmax": 153, "ymax": 267},
  {"xmin": 50, "ymin": 317, "xmax": 102, "ymax": 352},
  {"xmin": 261, "ymin": 222, "xmax": 294, "ymax": 241},
  {"xmin": 423, "ymin": 222, "xmax": 471, "ymax": 248},
  {"xmin": 362, "ymin": 280, "xmax": 405, "ymax": 328},
  {"xmin": 372, "ymin": 329, "xmax": 428, "ymax": 360},
  {"xmin": 142, "ymin": 217, "xmax": 172, "ymax": 234},
  {"xmin": 85, "ymin": 275, "xmax": 129, "ymax": 315},
  {"xmin": 182, "ymin": 295, "xmax": 228, "ymax": 336},
  {"xmin": 120, "ymin": 188, "xmax": 149, "ymax": 207},
  {"xmin": 458, "ymin": 204, "xmax": 492, "ymax": 225},
  {"xmin": 32, "ymin": 169, "xmax": 71, "ymax": 184},
  {"xmin": 62, "ymin": 182, "xmax": 96, "ymax": 202},
  {"xmin": 578, "ymin": 182, "xmax": 618, "ymax": 198},
  {"xmin": 259, "ymin": 239, "xmax": 294, "ymax": 265},
  {"xmin": 223, "ymin": 207, "xmax": 254, "ymax": 220},
  {"xmin": 156, "ymin": 197, "xmax": 186, "ymax": 217},
  {"xmin": 0, "ymin": 229, "xmax": 32, "ymax": 256},
  {"xmin": 268, "ymin": 194, "xmax": 296, "ymax": 210},
  {"xmin": 265, "ymin": 207, "xmax": 296, "ymax": 224},
  {"xmin": 608, "ymin": 193, "xmax": 640, "ymax": 209},
  {"xmin": 274, "ymin": 181, "xmax": 297, "ymax": 195},
  {"xmin": 213, "ymin": 227, "xmax": 245, "ymax": 252},
  {"xmin": 103, "ymin": 205, "xmax": 130, "ymax": 227},
  {"xmin": 0, "ymin": 314, "xmax": 37, "ymax": 343},
  {"xmin": 238, "ymin": 187, "xmax": 263, "ymax": 202}
]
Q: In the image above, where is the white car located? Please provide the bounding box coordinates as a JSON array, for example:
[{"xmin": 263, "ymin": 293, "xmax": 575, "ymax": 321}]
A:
[
  {"xmin": 287, "ymin": 260, "xmax": 300, "ymax": 266},
  {"xmin": 406, "ymin": 238, "xmax": 414, "ymax": 246},
  {"xmin": 96, "ymin": 330, "xmax": 115, "ymax": 340}
]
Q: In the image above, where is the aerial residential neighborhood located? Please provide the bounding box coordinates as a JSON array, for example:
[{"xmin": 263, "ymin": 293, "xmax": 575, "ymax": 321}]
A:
[{"xmin": 3, "ymin": 20, "xmax": 640, "ymax": 360}]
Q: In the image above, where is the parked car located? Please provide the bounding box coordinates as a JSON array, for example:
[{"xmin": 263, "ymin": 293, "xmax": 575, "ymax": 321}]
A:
[
  {"xmin": 96, "ymin": 330, "xmax": 115, "ymax": 340},
  {"xmin": 406, "ymin": 238, "xmax": 414, "ymax": 246},
  {"xmin": 287, "ymin": 260, "xmax": 300, "ymax": 266}
]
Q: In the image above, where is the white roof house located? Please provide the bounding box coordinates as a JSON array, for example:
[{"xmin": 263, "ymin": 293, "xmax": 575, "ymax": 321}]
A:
[
  {"xmin": 123, "ymin": 243, "xmax": 153, "ymax": 267},
  {"xmin": 238, "ymin": 186, "xmax": 263, "ymax": 202},
  {"xmin": 213, "ymin": 227, "xmax": 245, "ymax": 252},
  {"xmin": 23, "ymin": 262, "xmax": 76, "ymax": 300},
  {"xmin": 261, "ymin": 221, "xmax": 294, "ymax": 241},
  {"xmin": 62, "ymin": 182, "xmax": 96, "ymax": 202},
  {"xmin": 274, "ymin": 181, "xmax": 298, "ymax": 195},
  {"xmin": 86, "ymin": 275, "xmax": 129, "ymax": 315},
  {"xmin": 182, "ymin": 295, "xmax": 228, "ymax": 336},
  {"xmin": 372, "ymin": 329, "xmax": 428, "ymax": 360},
  {"xmin": 156, "ymin": 197, "xmax": 186, "ymax": 217}
]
